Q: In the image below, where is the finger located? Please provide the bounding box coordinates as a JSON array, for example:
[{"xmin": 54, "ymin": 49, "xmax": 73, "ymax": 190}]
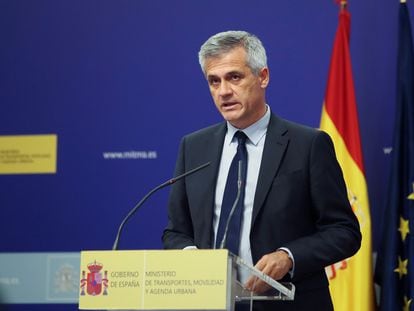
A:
[
  {"xmin": 253, "ymin": 256, "xmax": 267, "ymax": 271},
  {"xmin": 250, "ymin": 278, "xmax": 271, "ymax": 294},
  {"xmin": 244, "ymin": 275, "xmax": 256, "ymax": 290}
]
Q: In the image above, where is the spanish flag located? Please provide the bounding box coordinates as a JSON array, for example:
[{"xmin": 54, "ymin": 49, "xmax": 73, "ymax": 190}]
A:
[{"xmin": 319, "ymin": 3, "xmax": 375, "ymax": 311}]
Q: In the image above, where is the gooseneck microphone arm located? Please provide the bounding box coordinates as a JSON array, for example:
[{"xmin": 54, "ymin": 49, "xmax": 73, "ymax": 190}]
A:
[
  {"xmin": 219, "ymin": 160, "xmax": 243, "ymax": 250},
  {"xmin": 112, "ymin": 161, "xmax": 211, "ymax": 250}
]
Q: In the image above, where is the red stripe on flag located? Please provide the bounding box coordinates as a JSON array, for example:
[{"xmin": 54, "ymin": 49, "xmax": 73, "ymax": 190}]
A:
[{"xmin": 324, "ymin": 9, "xmax": 364, "ymax": 172}]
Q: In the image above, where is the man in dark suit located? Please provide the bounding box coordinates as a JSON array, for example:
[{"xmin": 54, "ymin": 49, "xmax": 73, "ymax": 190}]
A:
[{"xmin": 162, "ymin": 30, "xmax": 361, "ymax": 311}]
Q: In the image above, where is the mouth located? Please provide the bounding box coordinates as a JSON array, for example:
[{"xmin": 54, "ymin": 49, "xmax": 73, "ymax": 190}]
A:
[{"xmin": 221, "ymin": 102, "xmax": 239, "ymax": 110}]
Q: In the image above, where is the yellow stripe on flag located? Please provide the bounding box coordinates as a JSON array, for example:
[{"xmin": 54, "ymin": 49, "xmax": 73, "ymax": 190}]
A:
[{"xmin": 321, "ymin": 106, "xmax": 375, "ymax": 311}]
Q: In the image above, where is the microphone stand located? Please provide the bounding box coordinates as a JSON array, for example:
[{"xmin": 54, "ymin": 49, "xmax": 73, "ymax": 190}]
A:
[
  {"xmin": 219, "ymin": 160, "xmax": 243, "ymax": 250},
  {"xmin": 112, "ymin": 162, "xmax": 210, "ymax": 250}
]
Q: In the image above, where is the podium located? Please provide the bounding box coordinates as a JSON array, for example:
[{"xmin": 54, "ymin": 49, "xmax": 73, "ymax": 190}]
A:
[{"xmin": 78, "ymin": 249, "xmax": 295, "ymax": 310}]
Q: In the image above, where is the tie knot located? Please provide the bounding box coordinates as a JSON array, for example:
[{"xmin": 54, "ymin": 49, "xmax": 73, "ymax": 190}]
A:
[{"xmin": 234, "ymin": 131, "xmax": 247, "ymax": 146}]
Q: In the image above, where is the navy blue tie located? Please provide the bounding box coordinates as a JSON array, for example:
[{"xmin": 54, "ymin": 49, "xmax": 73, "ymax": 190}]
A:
[{"xmin": 216, "ymin": 131, "xmax": 248, "ymax": 255}]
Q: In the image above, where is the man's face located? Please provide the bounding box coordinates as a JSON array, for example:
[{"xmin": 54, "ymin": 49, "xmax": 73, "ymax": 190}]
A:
[{"xmin": 204, "ymin": 47, "xmax": 269, "ymax": 129}]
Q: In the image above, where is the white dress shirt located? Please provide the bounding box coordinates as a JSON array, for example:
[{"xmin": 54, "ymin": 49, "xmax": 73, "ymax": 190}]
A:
[{"xmin": 213, "ymin": 106, "xmax": 270, "ymax": 282}]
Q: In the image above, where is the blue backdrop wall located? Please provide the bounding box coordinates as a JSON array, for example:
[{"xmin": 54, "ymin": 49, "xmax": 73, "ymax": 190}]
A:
[{"xmin": 0, "ymin": 0, "xmax": 411, "ymax": 309}]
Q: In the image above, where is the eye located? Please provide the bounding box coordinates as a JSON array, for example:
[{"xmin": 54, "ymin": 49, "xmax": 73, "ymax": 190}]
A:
[
  {"xmin": 208, "ymin": 77, "xmax": 220, "ymax": 86},
  {"xmin": 231, "ymin": 74, "xmax": 241, "ymax": 81}
]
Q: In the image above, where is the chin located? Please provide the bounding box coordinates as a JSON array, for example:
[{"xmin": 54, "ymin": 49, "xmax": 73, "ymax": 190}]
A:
[{"xmin": 221, "ymin": 111, "xmax": 241, "ymax": 122}]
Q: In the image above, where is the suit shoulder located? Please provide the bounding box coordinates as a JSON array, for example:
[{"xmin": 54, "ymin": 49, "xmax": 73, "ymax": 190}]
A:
[
  {"xmin": 271, "ymin": 116, "xmax": 334, "ymax": 153},
  {"xmin": 183, "ymin": 122, "xmax": 226, "ymax": 141},
  {"xmin": 276, "ymin": 117, "xmax": 326, "ymax": 139}
]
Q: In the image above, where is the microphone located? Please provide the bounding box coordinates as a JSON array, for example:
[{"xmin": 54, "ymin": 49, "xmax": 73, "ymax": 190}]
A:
[
  {"xmin": 219, "ymin": 160, "xmax": 243, "ymax": 250},
  {"xmin": 112, "ymin": 161, "xmax": 211, "ymax": 250}
]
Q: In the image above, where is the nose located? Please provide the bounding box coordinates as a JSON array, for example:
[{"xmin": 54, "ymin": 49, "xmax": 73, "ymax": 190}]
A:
[{"xmin": 218, "ymin": 80, "xmax": 233, "ymax": 98}]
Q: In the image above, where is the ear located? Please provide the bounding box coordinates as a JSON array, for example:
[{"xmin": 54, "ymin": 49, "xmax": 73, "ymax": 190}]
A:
[{"xmin": 259, "ymin": 67, "xmax": 270, "ymax": 88}]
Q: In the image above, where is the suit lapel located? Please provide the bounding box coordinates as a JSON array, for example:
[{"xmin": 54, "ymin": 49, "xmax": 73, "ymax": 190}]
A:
[
  {"xmin": 251, "ymin": 114, "xmax": 289, "ymax": 226},
  {"xmin": 198, "ymin": 123, "xmax": 227, "ymax": 248}
]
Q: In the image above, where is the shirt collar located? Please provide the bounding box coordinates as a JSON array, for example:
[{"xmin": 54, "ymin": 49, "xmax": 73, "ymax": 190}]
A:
[{"xmin": 226, "ymin": 105, "xmax": 271, "ymax": 146}]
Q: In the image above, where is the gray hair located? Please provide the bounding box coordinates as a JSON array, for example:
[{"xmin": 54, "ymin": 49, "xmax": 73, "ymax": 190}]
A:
[{"xmin": 198, "ymin": 30, "xmax": 268, "ymax": 75}]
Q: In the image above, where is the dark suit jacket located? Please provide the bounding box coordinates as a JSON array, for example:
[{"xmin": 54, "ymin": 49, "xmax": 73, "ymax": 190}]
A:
[{"xmin": 162, "ymin": 113, "xmax": 361, "ymax": 310}]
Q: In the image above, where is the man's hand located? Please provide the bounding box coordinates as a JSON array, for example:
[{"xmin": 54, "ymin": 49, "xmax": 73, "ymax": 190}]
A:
[{"xmin": 244, "ymin": 250, "xmax": 293, "ymax": 294}]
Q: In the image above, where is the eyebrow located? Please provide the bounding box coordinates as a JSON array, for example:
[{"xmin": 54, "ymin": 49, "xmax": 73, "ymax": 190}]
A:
[
  {"xmin": 207, "ymin": 70, "xmax": 244, "ymax": 80},
  {"xmin": 226, "ymin": 70, "xmax": 243, "ymax": 76}
]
